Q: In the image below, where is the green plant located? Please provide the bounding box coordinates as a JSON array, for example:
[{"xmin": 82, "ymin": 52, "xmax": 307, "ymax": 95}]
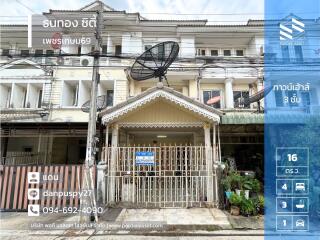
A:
[
  {"xmin": 251, "ymin": 195, "xmax": 264, "ymax": 215},
  {"xmin": 257, "ymin": 195, "xmax": 264, "ymax": 212},
  {"xmin": 221, "ymin": 176, "xmax": 231, "ymax": 191},
  {"xmin": 242, "ymin": 177, "xmax": 253, "ymax": 191},
  {"xmin": 229, "ymin": 172, "xmax": 243, "ymax": 190},
  {"xmin": 229, "ymin": 193, "xmax": 242, "ymax": 207},
  {"xmin": 251, "ymin": 179, "xmax": 261, "ymax": 193},
  {"xmin": 240, "ymin": 198, "xmax": 257, "ymax": 216}
]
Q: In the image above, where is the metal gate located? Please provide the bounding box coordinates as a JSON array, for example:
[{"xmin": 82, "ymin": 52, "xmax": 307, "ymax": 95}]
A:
[{"xmin": 104, "ymin": 145, "xmax": 218, "ymax": 208}]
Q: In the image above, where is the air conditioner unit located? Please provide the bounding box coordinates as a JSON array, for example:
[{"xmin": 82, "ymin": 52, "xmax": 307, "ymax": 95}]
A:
[{"xmin": 80, "ymin": 56, "xmax": 93, "ymax": 67}]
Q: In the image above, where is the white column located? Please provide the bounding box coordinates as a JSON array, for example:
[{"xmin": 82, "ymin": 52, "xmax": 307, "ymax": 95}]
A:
[
  {"xmin": 107, "ymin": 34, "xmax": 113, "ymax": 54},
  {"xmin": 204, "ymin": 123, "xmax": 214, "ymax": 204},
  {"xmin": 182, "ymin": 86, "xmax": 189, "ymax": 96},
  {"xmin": 129, "ymin": 78, "xmax": 135, "ymax": 97},
  {"xmin": 108, "ymin": 124, "xmax": 118, "ymax": 203},
  {"xmin": 224, "ymin": 78, "xmax": 234, "ymax": 109},
  {"xmin": 105, "ymin": 125, "xmax": 109, "ymax": 147}
]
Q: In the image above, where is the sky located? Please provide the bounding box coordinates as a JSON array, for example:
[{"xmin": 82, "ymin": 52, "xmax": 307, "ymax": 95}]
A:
[{"xmin": 0, "ymin": 0, "xmax": 264, "ymax": 24}]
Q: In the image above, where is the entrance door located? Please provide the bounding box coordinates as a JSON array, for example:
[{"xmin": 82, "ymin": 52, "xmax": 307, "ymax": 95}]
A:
[{"xmin": 105, "ymin": 145, "xmax": 217, "ymax": 208}]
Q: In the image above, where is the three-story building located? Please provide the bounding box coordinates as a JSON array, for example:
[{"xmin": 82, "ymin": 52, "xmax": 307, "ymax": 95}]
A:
[{"xmin": 2, "ymin": 0, "xmax": 317, "ymax": 208}]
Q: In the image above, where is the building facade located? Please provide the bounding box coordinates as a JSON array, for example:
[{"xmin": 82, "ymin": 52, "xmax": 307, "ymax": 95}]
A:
[{"xmin": 2, "ymin": 1, "xmax": 318, "ymax": 208}]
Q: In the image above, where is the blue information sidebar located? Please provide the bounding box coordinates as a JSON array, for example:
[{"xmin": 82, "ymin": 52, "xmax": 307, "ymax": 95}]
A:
[{"xmin": 265, "ymin": 0, "xmax": 320, "ymax": 239}]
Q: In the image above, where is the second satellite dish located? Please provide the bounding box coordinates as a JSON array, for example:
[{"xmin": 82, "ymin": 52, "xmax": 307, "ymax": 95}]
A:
[{"xmin": 130, "ymin": 41, "xmax": 179, "ymax": 83}]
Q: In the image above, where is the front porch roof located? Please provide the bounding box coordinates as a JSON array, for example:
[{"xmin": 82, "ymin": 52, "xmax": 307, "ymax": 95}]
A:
[{"xmin": 99, "ymin": 83, "xmax": 223, "ymax": 125}]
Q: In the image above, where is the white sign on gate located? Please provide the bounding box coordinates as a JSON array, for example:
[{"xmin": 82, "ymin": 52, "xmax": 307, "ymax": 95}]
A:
[{"xmin": 135, "ymin": 152, "xmax": 155, "ymax": 166}]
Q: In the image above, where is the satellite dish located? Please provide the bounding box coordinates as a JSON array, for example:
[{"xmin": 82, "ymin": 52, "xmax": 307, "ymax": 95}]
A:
[
  {"xmin": 243, "ymin": 86, "xmax": 273, "ymax": 105},
  {"xmin": 130, "ymin": 41, "xmax": 179, "ymax": 84},
  {"xmin": 81, "ymin": 95, "xmax": 109, "ymax": 113},
  {"xmin": 242, "ymin": 86, "xmax": 272, "ymax": 112}
]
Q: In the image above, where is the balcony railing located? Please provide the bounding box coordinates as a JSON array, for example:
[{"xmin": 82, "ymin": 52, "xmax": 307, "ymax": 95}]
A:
[{"xmin": 1, "ymin": 152, "xmax": 46, "ymax": 165}]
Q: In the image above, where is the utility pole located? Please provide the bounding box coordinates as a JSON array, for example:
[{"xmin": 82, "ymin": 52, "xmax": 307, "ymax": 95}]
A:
[{"xmin": 79, "ymin": 7, "xmax": 102, "ymax": 224}]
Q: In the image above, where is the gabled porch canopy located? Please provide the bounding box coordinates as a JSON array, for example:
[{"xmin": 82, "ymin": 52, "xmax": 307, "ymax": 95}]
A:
[
  {"xmin": 99, "ymin": 83, "xmax": 222, "ymax": 206},
  {"xmin": 99, "ymin": 83, "xmax": 222, "ymax": 127}
]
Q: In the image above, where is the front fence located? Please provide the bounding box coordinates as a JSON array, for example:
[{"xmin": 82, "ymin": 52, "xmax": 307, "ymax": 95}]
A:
[
  {"xmin": 108, "ymin": 175, "xmax": 212, "ymax": 208},
  {"xmin": 103, "ymin": 145, "xmax": 219, "ymax": 208},
  {"xmin": 0, "ymin": 164, "xmax": 94, "ymax": 211}
]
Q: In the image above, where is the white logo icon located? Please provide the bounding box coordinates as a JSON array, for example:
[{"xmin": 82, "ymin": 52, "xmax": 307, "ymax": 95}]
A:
[
  {"xmin": 295, "ymin": 219, "xmax": 305, "ymax": 227},
  {"xmin": 28, "ymin": 188, "xmax": 39, "ymax": 200},
  {"xmin": 280, "ymin": 17, "xmax": 305, "ymax": 41},
  {"xmin": 28, "ymin": 172, "xmax": 40, "ymax": 184},
  {"xmin": 28, "ymin": 204, "xmax": 40, "ymax": 216},
  {"xmin": 295, "ymin": 200, "xmax": 305, "ymax": 209},
  {"xmin": 295, "ymin": 183, "xmax": 305, "ymax": 191}
]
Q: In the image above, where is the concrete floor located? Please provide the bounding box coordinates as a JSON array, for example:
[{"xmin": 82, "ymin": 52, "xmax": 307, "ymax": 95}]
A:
[
  {"xmin": 0, "ymin": 209, "xmax": 265, "ymax": 239},
  {"xmin": 115, "ymin": 208, "xmax": 230, "ymax": 227},
  {"xmin": 0, "ymin": 234, "xmax": 265, "ymax": 240}
]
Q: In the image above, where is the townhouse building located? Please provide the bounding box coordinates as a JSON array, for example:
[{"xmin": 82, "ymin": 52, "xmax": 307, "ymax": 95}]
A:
[{"xmin": 1, "ymin": 1, "xmax": 318, "ymax": 208}]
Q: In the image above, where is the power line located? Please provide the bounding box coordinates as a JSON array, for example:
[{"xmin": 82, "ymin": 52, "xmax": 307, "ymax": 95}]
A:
[
  {"xmin": 2, "ymin": 62, "xmax": 319, "ymax": 69},
  {"xmin": 14, "ymin": 0, "xmax": 36, "ymax": 14}
]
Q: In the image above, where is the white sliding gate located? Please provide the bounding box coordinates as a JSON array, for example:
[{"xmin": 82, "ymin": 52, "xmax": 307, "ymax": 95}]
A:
[{"xmin": 103, "ymin": 145, "xmax": 219, "ymax": 208}]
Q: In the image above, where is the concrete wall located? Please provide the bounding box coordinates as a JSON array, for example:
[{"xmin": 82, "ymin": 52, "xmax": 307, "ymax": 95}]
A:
[
  {"xmin": 114, "ymin": 79, "xmax": 128, "ymax": 105},
  {"xmin": 180, "ymin": 37, "xmax": 195, "ymax": 58},
  {"xmin": 122, "ymin": 32, "xmax": 143, "ymax": 55},
  {"xmin": 11, "ymin": 83, "xmax": 26, "ymax": 108},
  {"xmin": 26, "ymin": 84, "xmax": 41, "ymax": 108},
  {"xmin": 247, "ymin": 36, "xmax": 264, "ymax": 57},
  {"xmin": 0, "ymin": 84, "xmax": 10, "ymax": 108}
]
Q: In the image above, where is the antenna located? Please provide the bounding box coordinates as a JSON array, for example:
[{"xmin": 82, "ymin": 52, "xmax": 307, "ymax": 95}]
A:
[{"xmin": 130, "ymin": 41, "xmax": 179, "ymax": 85}]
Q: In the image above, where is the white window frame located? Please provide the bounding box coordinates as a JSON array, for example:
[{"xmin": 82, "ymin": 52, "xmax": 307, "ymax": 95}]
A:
[{"xmin": 201, "ymin": 88, "xmax": 224, "ymax": 108}]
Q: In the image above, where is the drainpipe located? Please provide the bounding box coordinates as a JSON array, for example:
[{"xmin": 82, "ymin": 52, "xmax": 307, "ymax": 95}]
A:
[{"xmin": 197, "ymin": 68, "xmax": 202, "ymax": 101}]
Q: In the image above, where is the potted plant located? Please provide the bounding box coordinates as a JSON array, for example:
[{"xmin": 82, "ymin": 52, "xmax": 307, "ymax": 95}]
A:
[
  {"xmin": 229, "ymin": 172, "xmax": 243, "ymax": 196},
  {"xmin": 240, "ymin": 198, "xmax": 256, "ymax": 217},
  {"xmin": 229, "ymin": 193, "xmax": 242, "ymax": 216},
  {"xmin": 251, "ymin": 179, "xmax": 261, "ymax": 196},
  {"xmin": 242, "ymin": 177, "xmax": 253, "ymax": 199},
  {"xmin": 221, "ymin": 176, "xmax": 233, "ymax": 199},
  {"xmin": 257, "ymin": 195, "xmax": 264, "ymax": 214}
]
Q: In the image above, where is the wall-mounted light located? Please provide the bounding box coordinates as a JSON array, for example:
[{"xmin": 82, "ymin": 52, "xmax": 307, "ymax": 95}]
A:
[{"xmin": 157, "ymin": 135, "xmax": 167, "ymax": 138}]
